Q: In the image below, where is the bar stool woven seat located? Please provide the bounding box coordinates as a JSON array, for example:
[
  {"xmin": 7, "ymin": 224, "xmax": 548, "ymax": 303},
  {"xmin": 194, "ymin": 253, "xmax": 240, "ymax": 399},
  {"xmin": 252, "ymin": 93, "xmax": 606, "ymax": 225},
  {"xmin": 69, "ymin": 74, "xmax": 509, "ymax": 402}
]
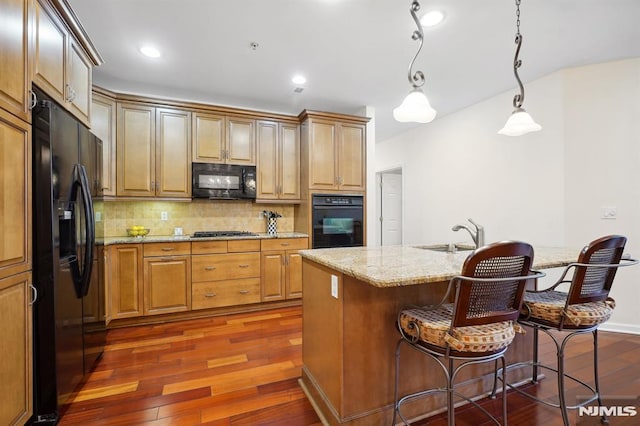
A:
[
  {"xmin": 522, "ymin": 291, "xmax": 616, "ymax": 327},
  {"xmin": 496, "ymin": 235, "xmax": 637, "ymax": 426},
  {"xmin": 399, "ymin": 304, "xmax": 520, "ymax": 353},
  {"xmin": 392, "ymin": 241, "xmax": 545, "ymax": 426}
]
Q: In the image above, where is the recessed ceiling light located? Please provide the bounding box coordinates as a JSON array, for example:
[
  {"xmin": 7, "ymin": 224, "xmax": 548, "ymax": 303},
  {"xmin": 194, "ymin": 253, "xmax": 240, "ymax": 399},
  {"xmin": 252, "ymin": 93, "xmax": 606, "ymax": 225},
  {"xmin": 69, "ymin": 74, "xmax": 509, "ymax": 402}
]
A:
[
  {"xmin": 292, "ymin": 75, "xmax": 307, "ymax": 85},
  {"xmin": 140, "ymin": 45, "xmax": 161, "ymax": 58},
  {"xmin": 420, "ymin": 10, "xmax": 445, "ymax": 27}
]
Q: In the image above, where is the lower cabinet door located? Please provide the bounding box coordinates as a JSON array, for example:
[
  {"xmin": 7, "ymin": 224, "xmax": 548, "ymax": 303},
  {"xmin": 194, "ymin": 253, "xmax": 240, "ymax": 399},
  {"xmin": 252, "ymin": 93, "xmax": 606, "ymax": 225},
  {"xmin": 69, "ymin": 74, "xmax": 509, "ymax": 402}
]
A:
[
  {"xmin": 143, "ymin": 255, "xmax": 191, "ymax": 315},
  {"xmin": 0, "ymin": 272, "xmax": 32, "ymax": 425},
  {"xmin": 110, "ymin": 244, "xmax": 144, "ymax": 319},
  {"xmin": 261, "ymin": 251, "xmax": 285, "ymax": 301},
  {"xmin": 285, "ymin": 251, "xmax": 303, "ymax": 299},
  {"xmin": 192, "ymin": 278, "xmax": 260, "ymax": 309}
]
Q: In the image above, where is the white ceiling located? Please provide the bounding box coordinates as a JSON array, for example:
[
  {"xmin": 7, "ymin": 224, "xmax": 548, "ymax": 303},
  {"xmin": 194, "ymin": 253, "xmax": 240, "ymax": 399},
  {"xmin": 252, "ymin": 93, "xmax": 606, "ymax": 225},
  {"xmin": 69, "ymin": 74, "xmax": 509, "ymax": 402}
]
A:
[{"xmin": 68, "ymin": 0, "xmax": 640, "ymax": 141}]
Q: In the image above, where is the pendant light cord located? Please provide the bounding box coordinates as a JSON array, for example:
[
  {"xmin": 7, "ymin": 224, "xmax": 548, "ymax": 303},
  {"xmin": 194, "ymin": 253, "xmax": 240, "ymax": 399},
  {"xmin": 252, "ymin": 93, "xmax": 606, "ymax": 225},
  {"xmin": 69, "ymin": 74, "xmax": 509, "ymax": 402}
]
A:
[
  {"xmin": 407, "ymin": 0, "xmax": 425, "ymax": 89},
  {"xmin": 512, "ymin": 0, "xmax": 525, "ymax": 108}
]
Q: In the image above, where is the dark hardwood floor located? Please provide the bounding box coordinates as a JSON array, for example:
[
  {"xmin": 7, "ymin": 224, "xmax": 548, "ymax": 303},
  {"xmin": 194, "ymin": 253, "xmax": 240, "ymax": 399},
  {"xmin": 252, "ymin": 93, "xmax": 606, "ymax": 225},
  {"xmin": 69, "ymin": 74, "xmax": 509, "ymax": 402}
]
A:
[{"xmin": 59, "ymin": 307, "xmax": 640, "ymax": 425}]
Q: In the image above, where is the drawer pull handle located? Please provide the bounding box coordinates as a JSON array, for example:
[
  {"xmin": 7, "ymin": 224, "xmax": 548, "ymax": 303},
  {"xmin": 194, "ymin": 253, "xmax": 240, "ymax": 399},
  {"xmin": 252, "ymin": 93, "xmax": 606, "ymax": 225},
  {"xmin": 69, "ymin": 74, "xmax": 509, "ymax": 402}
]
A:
[
  {"xmin": 281, "ymin": 242, "xmax": 290, "ymax": 246},
  {"xmin": 205, "ymin": 266, "xmax": 216, "ymax": 271},
  {"xmin": 161, "ymin": 257, "xmax": 173, "ymax": 261},
  {"xmin": 238, "ymin": 290, "xmax": 249, "ymax": 295},
  {"xmin": 238, "ymin": 264, "xmax": 250, "ymax": 268},
  {"xmin": 161, "ymin": 247, "xmax": 175, "ymax": 251},
  {"xmin": 205, "ymin": 292, "xmax": 217, "ymax": 298}
]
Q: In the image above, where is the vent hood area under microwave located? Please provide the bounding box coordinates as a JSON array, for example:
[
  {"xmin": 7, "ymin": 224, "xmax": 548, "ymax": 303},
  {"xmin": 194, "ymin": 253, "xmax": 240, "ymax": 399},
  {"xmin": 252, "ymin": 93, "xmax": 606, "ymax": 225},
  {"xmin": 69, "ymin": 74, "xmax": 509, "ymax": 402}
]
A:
[{"xmin": 192, "ymin": 163, "xmax": 257, "ymax": 200}]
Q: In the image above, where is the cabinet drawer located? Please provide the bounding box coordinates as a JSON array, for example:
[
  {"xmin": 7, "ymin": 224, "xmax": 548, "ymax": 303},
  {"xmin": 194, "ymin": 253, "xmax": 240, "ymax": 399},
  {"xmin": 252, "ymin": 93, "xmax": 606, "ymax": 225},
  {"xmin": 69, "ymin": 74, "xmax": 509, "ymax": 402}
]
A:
[
  {"xmin": 192, "ymin": 253, "xmax": 260, "ymax": 282},
  {"xmin": 228, "ymin": 239, "xmax": 260, "ymax": 253},
  {"xmin": 192, "ymin": 278, "xmax": 260, "ymax": 309},
  {"xmin": 191, "ymin": 240, "xmax": 227, "ymax": 255},
  {"xmin": 261, "ymin": 238, "xmax": 308, "ymax": 252},
  {"xmin": 144, "ymin": 242, "xmax": 191, "ymax": 257}
]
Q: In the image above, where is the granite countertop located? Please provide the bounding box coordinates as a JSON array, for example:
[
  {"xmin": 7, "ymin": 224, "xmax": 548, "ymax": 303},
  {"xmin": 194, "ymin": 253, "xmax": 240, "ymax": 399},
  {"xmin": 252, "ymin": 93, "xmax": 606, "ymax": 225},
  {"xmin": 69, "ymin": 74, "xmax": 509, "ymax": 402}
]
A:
[
  {"xmin": 101, "ymin": 232, "xmax": 308, "ymax": 245},
  {"xmin": 299, "ymin": 245, "xmax": 581, "ymax": 288}
]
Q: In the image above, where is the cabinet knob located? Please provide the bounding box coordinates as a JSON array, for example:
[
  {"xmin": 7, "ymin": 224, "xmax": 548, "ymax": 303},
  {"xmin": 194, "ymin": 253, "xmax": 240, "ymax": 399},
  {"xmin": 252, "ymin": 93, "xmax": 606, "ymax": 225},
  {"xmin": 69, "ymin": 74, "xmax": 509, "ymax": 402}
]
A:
[
  {"xmin": 204, "ymin": 292, "xmax": 217, "ymax": 298},
  {"xmin": 205, "ymin": 266, "xmax": 216, "ymax": 271}
]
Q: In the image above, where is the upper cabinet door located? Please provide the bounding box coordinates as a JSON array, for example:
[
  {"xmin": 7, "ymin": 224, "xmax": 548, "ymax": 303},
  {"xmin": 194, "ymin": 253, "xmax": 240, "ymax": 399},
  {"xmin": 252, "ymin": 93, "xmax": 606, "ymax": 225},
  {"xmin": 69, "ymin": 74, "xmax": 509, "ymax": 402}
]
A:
[
  {"xmin": 227, "ymin": 117, "xmax": 255, "ymax": 165},
  {"xmin": 308, "ymin": 120, "xmax": 337, "ymax": 190},
  {"xmin": 0, "ymin": 0, "xmax": 31, "ymax": 122},
  {"xmin": 337, "ymin": 123, "xmax": 365, "ymax": 191},
  {"xmin": 279, "ymin": 123, "xmax": 300, "ymax": 200},
  {"xmin": 33, "ymin": 0, "xmax": 66, "ymax": 105},
  {"xmin": 0, "ymin": 108, "xmax": 31, "ymax": 278},
  {"xmin": 116, "ymin": 102, "xmax": 156, "ymax": 197},
  {"xmin": 256, "ymin": 120, "xmax": 278, "ymax": 200},
  {"xmin": 192, "ymin": 112, "xmax": 225, "ymax": 163},
  {"xmin": 156, "ymin": 108, "xmax": 191, "ymax": 198},
  {"xmin": 66, "ymin": 38, "xmax": 92, "ymax": 125},
  {"xmin": 91, "ymin": 91, "xmax": 116, "ymax": 196}
]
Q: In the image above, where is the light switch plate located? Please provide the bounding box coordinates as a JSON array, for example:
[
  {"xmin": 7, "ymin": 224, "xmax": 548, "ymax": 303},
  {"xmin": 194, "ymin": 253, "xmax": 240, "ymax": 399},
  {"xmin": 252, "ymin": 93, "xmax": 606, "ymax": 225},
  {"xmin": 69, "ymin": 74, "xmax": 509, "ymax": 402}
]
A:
[
  {"xmin": 331, "ymin": 275, "xmax": 338, "ymax": 299},
  {"xmin": 601, "ymin": 207, "xmax": 617, "ymax": 219}
]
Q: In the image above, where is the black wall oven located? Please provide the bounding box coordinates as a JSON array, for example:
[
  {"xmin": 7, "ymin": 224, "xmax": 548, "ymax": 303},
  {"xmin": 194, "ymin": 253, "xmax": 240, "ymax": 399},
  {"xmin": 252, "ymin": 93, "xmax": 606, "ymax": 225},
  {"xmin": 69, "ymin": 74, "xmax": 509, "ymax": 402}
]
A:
[{"xmin": 312, "ymin": 194, "xmax": 364, "ymax": 249}]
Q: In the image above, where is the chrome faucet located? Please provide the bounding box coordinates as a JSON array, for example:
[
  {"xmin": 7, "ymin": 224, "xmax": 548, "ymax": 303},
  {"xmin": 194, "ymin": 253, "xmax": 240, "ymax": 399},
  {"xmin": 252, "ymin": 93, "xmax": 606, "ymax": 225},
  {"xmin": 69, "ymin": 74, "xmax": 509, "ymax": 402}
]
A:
[{"xmin": 452, "ymin": 218, "xmax": 485, "ymax": 248}]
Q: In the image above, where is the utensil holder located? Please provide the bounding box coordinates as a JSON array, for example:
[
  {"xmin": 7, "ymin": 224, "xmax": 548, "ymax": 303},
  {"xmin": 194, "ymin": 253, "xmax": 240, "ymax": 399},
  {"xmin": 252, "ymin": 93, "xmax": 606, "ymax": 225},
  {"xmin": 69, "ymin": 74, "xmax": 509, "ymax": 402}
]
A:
[{"xmin": 267, "ymin": 217, "xmax": 277, "ymax": 236}]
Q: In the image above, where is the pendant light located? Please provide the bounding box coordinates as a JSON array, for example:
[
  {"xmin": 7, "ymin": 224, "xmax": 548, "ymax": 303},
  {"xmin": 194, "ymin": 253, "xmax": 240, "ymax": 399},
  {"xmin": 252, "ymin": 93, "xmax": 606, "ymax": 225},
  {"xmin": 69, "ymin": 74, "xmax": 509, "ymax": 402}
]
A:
[
  {"xmin": 393, "ymin": 0, "xmax": 437, "ymax": 123},
  {"xmin": 498, "ymin": 0, "xmax": 541, "ymax": 136}
]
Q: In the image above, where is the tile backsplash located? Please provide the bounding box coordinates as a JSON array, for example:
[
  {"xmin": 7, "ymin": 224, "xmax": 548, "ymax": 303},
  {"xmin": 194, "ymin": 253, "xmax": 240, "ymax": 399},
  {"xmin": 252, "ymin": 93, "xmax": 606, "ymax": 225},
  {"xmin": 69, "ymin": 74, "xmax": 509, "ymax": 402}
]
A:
[{"xmin": 98, "ymin": 200, "xmax": 294, "ymax": 237}]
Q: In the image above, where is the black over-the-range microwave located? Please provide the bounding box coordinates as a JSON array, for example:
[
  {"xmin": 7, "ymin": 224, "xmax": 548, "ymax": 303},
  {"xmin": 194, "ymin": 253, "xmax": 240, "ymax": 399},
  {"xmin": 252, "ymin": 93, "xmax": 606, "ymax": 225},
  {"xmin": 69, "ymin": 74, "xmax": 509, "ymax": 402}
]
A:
[{"xmin": 192, "ymin": 163, "xmax": 257, "ymax": 200}]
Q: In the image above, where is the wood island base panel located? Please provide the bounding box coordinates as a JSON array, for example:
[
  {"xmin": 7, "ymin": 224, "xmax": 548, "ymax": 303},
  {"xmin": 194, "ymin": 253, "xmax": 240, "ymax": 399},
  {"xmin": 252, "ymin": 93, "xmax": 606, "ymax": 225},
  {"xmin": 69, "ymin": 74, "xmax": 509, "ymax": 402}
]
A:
[{"xmin": 299, "ymin": 245, "xmax": 580, "ymax": 425}]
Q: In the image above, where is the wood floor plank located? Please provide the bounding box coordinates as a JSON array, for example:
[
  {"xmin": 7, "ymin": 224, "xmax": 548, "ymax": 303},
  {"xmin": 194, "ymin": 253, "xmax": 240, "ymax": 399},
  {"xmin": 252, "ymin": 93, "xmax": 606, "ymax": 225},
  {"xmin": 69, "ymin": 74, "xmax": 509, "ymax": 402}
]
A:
[
  {"xmin": 71, "ymin": 381, "xmax": 139, "ymax": 402},
  {"xmin": 59, "ymin": 306, "xmax": 640, "ymax": 425}
]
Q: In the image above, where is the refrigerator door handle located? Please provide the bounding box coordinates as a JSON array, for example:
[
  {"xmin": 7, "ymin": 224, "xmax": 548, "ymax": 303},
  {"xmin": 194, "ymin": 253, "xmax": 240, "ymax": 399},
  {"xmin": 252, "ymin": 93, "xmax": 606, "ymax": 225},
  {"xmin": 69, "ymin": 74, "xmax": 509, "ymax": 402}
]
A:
[
  {"xmin": 77, "ymin": 164, "xmax": 95, "ymax": 297},
  {"xmin": 69, "ymin": 164, "xmax": 95, "ymax": 297}
]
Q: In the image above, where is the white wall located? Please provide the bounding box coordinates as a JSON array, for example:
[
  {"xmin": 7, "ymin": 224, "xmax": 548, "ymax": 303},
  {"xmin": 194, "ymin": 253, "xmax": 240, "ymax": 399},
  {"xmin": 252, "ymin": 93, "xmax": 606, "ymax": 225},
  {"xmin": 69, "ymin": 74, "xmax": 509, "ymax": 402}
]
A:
[{"xmin": 375, "ymin": 58, "xmax": 640, "ymax": 333}]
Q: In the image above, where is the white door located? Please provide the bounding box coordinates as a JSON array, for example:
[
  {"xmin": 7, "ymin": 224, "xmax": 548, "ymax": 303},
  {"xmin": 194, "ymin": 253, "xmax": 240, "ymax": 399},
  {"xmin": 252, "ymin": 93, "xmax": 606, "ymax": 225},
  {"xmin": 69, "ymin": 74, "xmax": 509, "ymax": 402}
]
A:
[{"xmin": 381, "ymin": 172, "xmax": 402, "ymax": 245}]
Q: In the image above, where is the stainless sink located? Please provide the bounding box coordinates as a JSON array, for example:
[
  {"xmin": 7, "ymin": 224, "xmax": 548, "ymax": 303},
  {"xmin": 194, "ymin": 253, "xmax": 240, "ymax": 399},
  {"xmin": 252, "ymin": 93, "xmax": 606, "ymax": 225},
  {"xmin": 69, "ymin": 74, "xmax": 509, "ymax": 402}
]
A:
[{"xmin": 413, "ymin": 243, "xmax": 476, "ymax": 253}]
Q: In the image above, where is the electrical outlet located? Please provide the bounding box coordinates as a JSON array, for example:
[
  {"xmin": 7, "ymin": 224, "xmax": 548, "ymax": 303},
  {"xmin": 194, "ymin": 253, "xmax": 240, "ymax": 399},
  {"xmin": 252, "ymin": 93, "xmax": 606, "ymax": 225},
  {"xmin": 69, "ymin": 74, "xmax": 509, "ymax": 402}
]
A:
[
  {"xmin": 331, "ymin": 275, "xmax": 338, "ymax": 299},
  {"xmin": 95, "ymin": 211, "xmax": 102, "ymax": 222},
  {"xmin": 161, "ymin": 211, "xmax": 168, "ymax": 220}
]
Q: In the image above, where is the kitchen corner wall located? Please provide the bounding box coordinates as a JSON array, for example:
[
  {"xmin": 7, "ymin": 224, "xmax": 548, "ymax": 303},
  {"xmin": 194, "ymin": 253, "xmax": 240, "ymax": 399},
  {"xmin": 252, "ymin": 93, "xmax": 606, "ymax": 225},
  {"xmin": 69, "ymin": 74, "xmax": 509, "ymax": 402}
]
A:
[{"xmin": 98, "ymin": 200, "xmax": 294, "ymax": 237}]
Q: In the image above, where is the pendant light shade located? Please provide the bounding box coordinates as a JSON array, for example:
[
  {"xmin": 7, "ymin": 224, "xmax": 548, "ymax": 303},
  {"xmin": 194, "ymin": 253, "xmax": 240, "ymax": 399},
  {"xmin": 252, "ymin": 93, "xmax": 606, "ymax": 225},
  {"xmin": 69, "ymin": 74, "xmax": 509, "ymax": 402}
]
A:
[
  {"xmin": 394, "ymin": 1, "xmax": 437, "ymax": 124},
  {"xmin": 498, "ymin": 107, "xmax": 541, "ymax": 136},
  {"xmin": 393, "ymin": 88, "xmax": 437, "ymax": 123},
  {"xmin": 499, "ymin": 0, "xmax": 541, "ymax": 136}
]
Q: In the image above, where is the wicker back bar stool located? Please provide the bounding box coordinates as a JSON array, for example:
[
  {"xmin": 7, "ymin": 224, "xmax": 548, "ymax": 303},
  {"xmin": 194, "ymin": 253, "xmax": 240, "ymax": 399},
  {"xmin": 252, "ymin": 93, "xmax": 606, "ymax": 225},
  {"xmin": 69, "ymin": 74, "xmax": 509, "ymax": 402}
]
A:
[
  {"xmin": 495, "ymin": 235, "xmax": 637, "ymax": 426},
  {"xmin": 392, "ymin": 241, "xmax": 545, "ymax": 426}
]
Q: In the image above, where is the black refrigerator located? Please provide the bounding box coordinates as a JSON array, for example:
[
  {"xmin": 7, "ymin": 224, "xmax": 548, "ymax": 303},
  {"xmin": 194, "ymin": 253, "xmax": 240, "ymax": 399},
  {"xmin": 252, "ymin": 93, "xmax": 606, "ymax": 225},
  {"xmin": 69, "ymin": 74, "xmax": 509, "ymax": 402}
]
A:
[{"xmin": 30, "ymin": 87, "xmax": 106, "ymax": 424}]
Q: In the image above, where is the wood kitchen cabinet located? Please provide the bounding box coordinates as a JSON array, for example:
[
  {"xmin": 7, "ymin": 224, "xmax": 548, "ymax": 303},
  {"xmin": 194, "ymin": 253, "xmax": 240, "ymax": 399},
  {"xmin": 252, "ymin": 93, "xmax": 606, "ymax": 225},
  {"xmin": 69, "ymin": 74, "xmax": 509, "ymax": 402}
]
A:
[
  {"xmin": 300, "ymin": 111, "xmax": 367, "ymax": 192},
  {"xmin": 191, "ymin": 240, "xmax": 261, "ymax": 309},
  {"xmin": 260, "ymin": 238, "xmax": 307, "ymax": 301},
  {"xmin": 0, "ymin": 0, "xmax": 32, "ymax": 122},
  {"xmin": 0, "ymin": 108, "xmax": 31, "ymax": 279},
  {"xmin": 91, "ymin": 89, "xmax": 116, "ymax": 196},
  {"xmin": 0, "ymin": 272, "xmax": 33, "ymax": 425},
  {"xmin": 192, "ymin": 112, "xmax": 255, "ymax": 165},
  {"xmin": 32, "ymin": 0, "xmax": 94, "ymax": 126},
  {"xmin": 257, "ymin": 120, "xmax": 300, "ymax": 202},
  {"xmin": 108, "ymin": 244, "xmax": 144, "ymax": 319},
  {"xmin": 143, "ymin": 242, "xmax": 191, "ymax": 315},
  {"xmin": 116, "ymin": 103, "xmax": 191, "ymax": 198}
]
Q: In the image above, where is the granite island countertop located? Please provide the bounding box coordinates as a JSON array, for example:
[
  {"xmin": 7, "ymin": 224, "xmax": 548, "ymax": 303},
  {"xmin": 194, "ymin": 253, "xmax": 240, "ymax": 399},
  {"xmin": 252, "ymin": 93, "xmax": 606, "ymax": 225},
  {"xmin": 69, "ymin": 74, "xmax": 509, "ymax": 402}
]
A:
[
  {"xmin": 299, "ymin": 245, "xmax": 581, "ymax": 288},
  {"xmin": 101, "ymin": 232, "xmax": 308, "ymax": 245}
]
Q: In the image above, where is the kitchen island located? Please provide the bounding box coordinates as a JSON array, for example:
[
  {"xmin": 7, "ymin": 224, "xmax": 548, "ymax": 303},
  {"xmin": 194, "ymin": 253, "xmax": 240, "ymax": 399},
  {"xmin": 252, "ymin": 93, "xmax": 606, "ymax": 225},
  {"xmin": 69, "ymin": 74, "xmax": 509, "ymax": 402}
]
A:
[{"xmin": 299, "ymin": 244, "xmax": 579, "ymax": 425}]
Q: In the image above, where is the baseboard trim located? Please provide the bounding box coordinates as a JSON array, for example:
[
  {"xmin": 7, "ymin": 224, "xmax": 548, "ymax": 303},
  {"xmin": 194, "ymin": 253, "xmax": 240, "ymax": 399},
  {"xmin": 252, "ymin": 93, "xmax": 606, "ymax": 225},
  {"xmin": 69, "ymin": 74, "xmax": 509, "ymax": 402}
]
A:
[{"xmin": 599, "ymin": 322, "xmax": 640, "ymax": 335}]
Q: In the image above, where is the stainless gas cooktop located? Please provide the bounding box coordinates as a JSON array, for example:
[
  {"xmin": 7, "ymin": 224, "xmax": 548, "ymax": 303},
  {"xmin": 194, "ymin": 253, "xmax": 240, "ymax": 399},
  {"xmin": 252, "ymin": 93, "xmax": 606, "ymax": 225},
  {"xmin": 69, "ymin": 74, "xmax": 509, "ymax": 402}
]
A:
[{"xmin": 191, "ymin": 231, "xmax": 258, "ymax": 238}]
